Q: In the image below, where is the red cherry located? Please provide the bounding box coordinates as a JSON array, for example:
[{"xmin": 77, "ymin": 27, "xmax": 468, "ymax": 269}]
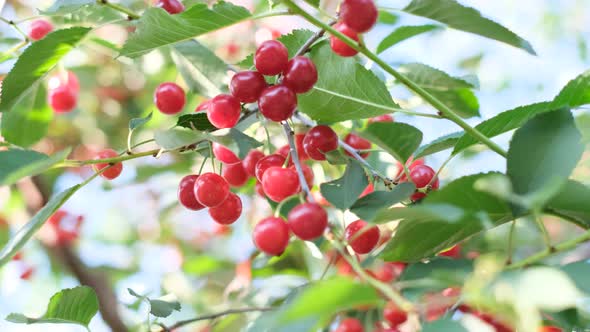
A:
[
  {"xmin": 287, "ymin": 203, "xmax": 327, "ymax": 240},
  {"xmin": 295, "ymin": 134, "xmax": 309, "ymax": 161},
  {"xmin": 194, "ymin": 172, "xmax": 230, "ymax": 207},
  {"xmin": 222, "ymin": 162, "xmax": 249, "ymax": 187},
  {"xmin": 344, "ymin": 133, "xmax": 371, "ymax": 158},
  {"xmin": 340, "ymin": 0, "xmax": 378, "ymax": 33},
  {"xmin": 48, "ymin": 71, "xmax": 79, "ymax": 94},
  {"xmin": 28, "ymin": 19, "xmax": 53, "ymax": 41},
  {"xmin": 178, "ymin": 175, "xmax": 205, "ymax": 210},
  {"xmin": 290, "ymin": 163, "xmax": 314, "ymax": 188},
  {"xmin": 195, "ymin": 100, "xmax": 209, "ymax": 112},
  {"xmin": 48, "ymin": 85, "xmax": 77, "ymax": 113},
  {"xmin": 335, "ymin": 318, "xmax": 364, "ymax": 332},
  {"xmin": 368, "ymin": 114, "xmax": 394, "ymax": 123},
  {"xmin": 258, "ymin": 85, "xmax": 297, "ymax": 122},
  {"xmin": 384, "ymin": 302, "xmax": 408, "ymax": 327},
  {"xmin": 255, "ymin": 154, "xmax": 286, "ymax": 182},
  {"xmin": 212, "ymin": 143, "xmax": 240, "ymax": 164},
  {"xmin": 262, "ymin": 166, "xmax": 300, "ymax": 202},
  {"xmin": 93, "ymin": 149, "xmax": 123, "ymax": 180},
  {"xmin": 154, "ymin": 82, "xmax": 185, "ymax": 115},
  {"xmin": 19, "ymin": 265, "xmax": 35, "ymax": 280},
  {"xmin": 230, "ymin": 71, "xmax": 267, "ymax": 103},
  {"xmin": 254, "ymin": 40, "xmax": 289, "ymax": 76},
  {"xmin": 12, "ymin": 252, "xmax": 23, "ymax": 261},
  {"xmin": 345, "ymin": 220, "xmax": 380, "ymax": 254},
  {"xmin": 408, "ymin": 165, "xmax": 439, "ymax": 201},
  {"xmin": 360, "ymin": 183, "xmax": 374, "ymax": 198},
  {"xmin": 302, "ymin": 125, "xmax": 338, "ymax": 161},
  {"xmin": 255, "ymin": 181, "xmax": 266, "ymax": 197},
  {"xmin": 439, "ymin": 244, "xmax": 461, "ymax": 258},
  {"xmin": 242, "ymin": 150, "xmax": 265, "ymax": 177},
  {"xmin": 209, "ymin": 192, "xmax": 242, "ymax": 225},
  {"xmin": 540, "ymin": 327, "xmax": 562, "ymax": 332},
  {"xmin": 396, "ymin": 157, "xmax": 424, "ymax": 181},
  {"xmin": 330, "ymin": 23, "xmax": 359, "ymax": 57},
  {"xmin": 207, "ymin": 94, "xmax": 241, "ymax": 129},
  {"xmin": 154, "ymin": 0, "xmax": 185, "ymax": 14},
  {"xmin": 253, "ymin": 217, "xmax": 290, "ymax": 256},
  {"xmin": 282, "ymin": 56, "xmax": 318, "ymax": 93},
  {"xmin": 47, "ymin": 210, "xmax": 83, "ymax": 246},
  {"xmin": 212, "ymin": 223, "xmax": 232, "ymax": 236}
]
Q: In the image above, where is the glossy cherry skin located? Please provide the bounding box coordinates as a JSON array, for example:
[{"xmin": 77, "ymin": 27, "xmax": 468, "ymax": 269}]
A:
[
  {"xmin": 254, "ymin": 40, "xmax": 289, "ymax": 76},
  {"xmin": 207, "ymin": 94, "xmax": 241, "ymax": 129},
  {"xmin": 360, "ymin": 183, "xmax": 374, "ymax": 198},
  {"xmin": 291, "ymin": 163, "xmax": 314, "ymax": 188},
  {"xmin": 330, "ymin": 23, "xmax": 359, "ymax": 57},
  {"xmin": 48, "ymin": 86, "xmax": 77, "ymax": 113},
  {"xmin": 28, "ymin": 19, "xmax": 53, "ymax": 41},
  {"xmin": 439, "ymin": 244, "xmax": 461, "ymax": 258},
  {"xmin": 302, "ymin": 125, "xmax": 338, "ymax": 160},
  {"xmin": 209, "ymin": 192, "xmax": 242, "ymax": 225},
  {"xmin": 258, "ymin": 85, "xmax": 297, "ymax": 122},
  {"xmin": 340, "ymin": 0, "xmax": 378, "ymax": 33},
  {"xmin": 344, "ymin": 133, "xmax": 371, "ymax": 158},
  {"xmin": 255, "ymin": 181, "xmax": 266, "ymax": 197},
  {"xmin": 48, "ymin": 71, "xmax": 79, "ymax": 94},
  {"xmin": 262, "ymin": 166, "xmax": 300, "ymax": 202},
  {"xmin": 335, "ymin": 318, "xmax": 364, "ymax": 332},
  {"xmin": 178, "ymin": 175, "xmax": 205, "ymax": 210},
  {"xmin": 154, "ymin": 82, "xmax": 185, "ymax": 115},
  {"xmin": 222, "ymin": 162, "xmax": 249, "ymax": 187},
  {"xmin": 154, "ymin": 0, "xmax": 185, "ymax": 14},
  {"xmin": 212, "ymin": 143, "xmax": 240, "ymax": 164},
  {"xmin": 282, "ymin": 56, "xmax": 318, "ymax": 93},
  {"xmin": 229, "ymin": 71, "xmax": 267, "ymax": 103},
  {"xmin": 255, "ymin": 154, "xmax": 286, "ymax": 182},
  {"xmin": 242, "ymin": 150, "xmax": 265, "ymax": 177},
  {"xmin": 253, "ymin": 217, "xmax": 290, "ymax": 256},
  {"xmin": 93, "ymin": 149, "xmax": 123, "ymax": 180},
  {"xmin": 408, "ymin": 164, "xmax": 439, "ymax": 201},
  {"xmin": 345, "ymin": 220, "xmax": 380, "ymax": 254},
  {"xmin": 295, "ymin": 134, "xmax": 309, "ymax": 160},
  {"xmin": 368, "ymin": 114, "xmax": 394, "ymax": 123},
  {"xmin": 287, "ymin": 203, "xmax": 327, "ymax": 240},
  {"xmin": 384, "ymin": 302, "xmax": 408, "ymax": 327},
  {"xmin": 194, "ymin": 172, "xmax": 230, "ymax": 207},
  {"xmin": 195, "ymin": 100, "xmax": 209, "ymax": 112}
]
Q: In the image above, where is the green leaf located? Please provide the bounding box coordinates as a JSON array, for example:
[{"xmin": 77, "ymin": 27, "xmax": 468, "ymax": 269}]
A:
[
  {"xmin": 238, "ymin": 29, "xmax": 314, "ymax": 68},
  {"xmin": 154, "ymin": 127, "xmax": 207, "ymax": 150},
  {"xmin": 422, "ymin": 318, "xmax": 468, "ymax": 332},
  {"xmin": 298, "ymin": 43, "xmax": 399, "ymax": 122},
  {"xmin": 176, "ymin": 113, "xmax": 216, "ymax": 131},
  {"xmin": 350, "ymin": 182, "xmax": 415, "ymax": 222},
  {"xmin": 402, "ymin": 0, "xmax": 535, "ymax": 55},
  {"xmin": 360, "ymin": 122, "xmax": 423, "ymax": 162},
  {"xmin": 507, "ymin": 109, "xmax": 583, "ymax": 208},
  {"xmin": 1, "ymin": 84, "xmax": 52, "ymax": 147},
  {"xmin": 0, "ymin": 27, "xmax": 91, "ymax": 113},
  {"xmin": 400, "ymin": 258, "xmax": 473, "ymax": 292},
  {"xmin": 378, "ymin": 11, "xmax": 399, "ymax": 25},
  {"xmin": 320, "ymin": 161, "xmax": 368, "ymax": 210},
  {"xmin": 377, "ymin": 25, "xmax": 441, "ymax": 54},
  {"xmin": 128, "ymin": 289, "xmax": 181, "ymax": 318},
  {"xmin": 42, "ymin": 0, "xmax": 96, "ymax": 14},
  {"xmin": 553, "ymin": 69, "xmax": 590, "ymax": 108},
  {"xmin": 561, "ymin": 261, "xmax": 590, "ymax": 294},
  {"xmin": 171, "ymin": 40, "xmax": 228, "ymax": 97},
  {"xmin": 120, "ymin": 3, "xmax": 251, "ymax": 58},
  {"xmin": 0, "ymin": 185, "xmax": 80, "ymax": 266},
  {"xmin": 546, "ymin": 181, "xmax": 590, "ymax": 228},
  {"xmin": 6, "ymin": 286, "xmax": 99, "ymax": 327},
  {"xmin": 210, "ymin": 129, "xmax": 263, "ymax": 159},
  {"xmin": 414, "ymin": 131, "xmax": 462, "ymax": 158},
  {"xmin": 129, "ymin": 112, "xmax": 153, "ymax": 131},
  {"xmin": 398, "ymin": 63, "xmax": 479, "ymax": 118},
  {"xmin": 0, "ymin": 149, "xmax": 71, "ymax": 186}
]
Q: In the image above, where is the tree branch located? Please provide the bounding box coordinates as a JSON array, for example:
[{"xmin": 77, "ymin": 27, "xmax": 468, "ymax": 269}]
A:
[
  {"xmin": 159, "ymin": 307, "xmax": 273, "ymax": 331},
  {"xmin": 282, "ymin": 121, "xmax": 313, "ymax": 201}
]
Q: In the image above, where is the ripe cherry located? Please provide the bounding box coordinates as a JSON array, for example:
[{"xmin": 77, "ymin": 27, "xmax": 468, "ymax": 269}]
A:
[
  {"xmin": 335, "ymin": 318, "xmax": 364, "ymax": 332},
  {"xmin": 154, "ymin": 82, "xmax": 185, "ymax": 115},
  {"xmin": 255, "ymin": 154, "xmax": 286, "ymax": 182},
  {"xmin": 48, "ymin": 71, "xmax": 79, "ymax": 94},
  {"xmin": 282, "ymin": 56, "xmax": 318, "ymax": 93},
  {"xmin": 340, "ymin": 0, "xmax": 378, "ymax": 33},
  {"xmin": 262, "ymin": 166, "xmax": 300, "ymax": 202},
  {"xmin": 255, "ymin": 181, "xmax": 266, "ymax": 197},
  {"xmin": 439, "ymin": 244, "xmax": 461, "ymax": 258},
  {"xmin": 408, "ymin": 164, "xmax": 439, "ymax": 201},
  {"xmin": 384, "ymin": 302, "xmax": 408, "ymax": 327},
  {"xmin": 287, "ymin": 203, "xmax": 327, "ymax": 240},
  {"xmin": 540, "ymin": 327, "xmax": 562, "ymax": 332},
  {"xmin": 291, "ymin": 163, "xmax": 314, "ymax": 188},
  {"xmin": 253, "ymin": 217, "xmax": 290, "ymax": 256},
  {"xmin": 209, "ymin": 192, "xmax": 242, "ymax": 225},
  {"xmin": 154, "ymin": 0, "xmax": 185, "ymax": 14},
  {"xmin": 212, "ymin": 143, "xmax": 240, "ymax": 164},
  {"xmin": 396, "ymin": 157, "xmax": 424, "ymax": 181},
  {"xmin": 330, "ymin": 23, "xmax": 359, "ymax": 57},
  {"xmin": 369, "ymin": 114, "xmax": 394, "ymax": 123},
  {"xmin": 207, "ymin": 94, "xmax": 241, "ymax": 129},
  {"xmin": 229, "ymin": 71, "xmax": 267, "ymax": 103},
  {"xmin": 277, "ymin": 144, "xmax": 291, "ymax": 159},
  {"xmin": 47, "ymin": 210, "xmax": 84, "ymax": 246},
  {"xmin": 345, "ymin": 220, "xmax": 380, "ymax": 254},
  {"xmin": 48, "ymin": 85, "xmax": 77, "ymax": 113},
  {"xmin": 258, "ymin": 85, "xmax": 297, "ymax": 122},
  {"xmin": 360, "ymin": 183, "xmax": 374, "ymax": 198},
  {"xmin": 93, "ymin": 149, "xmax": 123, "ymax": 180},
  {"xmin": 254, "ymin": 40, "xmax": 289, "ymax": 76},
  {"xmin": 242, "ymin": 150, "xmax": 265, "ymax": 177},
  {"xmin": 222, "ymin": 162, "xmax": 249, "ymax": 187},
  {"xmin": 28, "ymin": 19, "xmax": 53, "ymax": 41},
  {"xmin": 295, "ymin": 134, "xmax": 309, "ymax": 160},
  {"xmin": 195, "ymin": 100, "xmax": 209, "ymax": 112},
  {"xmin": 344, "ymin": 133, "xmax": 371, "ymax": 158},
  {"xmin": 19, "ymin": 265, "xmax": 35, "ymax": 280},
  {"xmin": 302, "ymin": 125, "xmax": 338, "ymax": 160},
  {"xmin": 178, "ymin": 175, "xmax": 205, "ymax": 210},
  {"xmin": 194, "ymin": 172, "xmax": 230, "ymax": 207}
]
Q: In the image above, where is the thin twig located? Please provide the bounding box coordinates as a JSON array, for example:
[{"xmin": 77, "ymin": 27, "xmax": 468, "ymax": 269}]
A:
[
  {"xmin": 505, "ymin": 220, "xmax": 517, "ymax": 265},
  {"xmin": 293, "ymin": 19, "xmax": 336, "ymax": 57},
  {"xmin": 98, "ymin": 0, "xmax": 140, "ymax": 20},
  {"xmin": 282, "ymin": 121, "xmax": 313, "ymax": 201},
  {"xmin": 161, "ymin": 307, "xmax": 273, "ymax": 331}
]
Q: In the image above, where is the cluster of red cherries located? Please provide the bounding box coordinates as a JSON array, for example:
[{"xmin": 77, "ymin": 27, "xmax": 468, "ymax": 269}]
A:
[{"xmin": 329, "ymin": 0, "xmax": 378, "ymax": 57}]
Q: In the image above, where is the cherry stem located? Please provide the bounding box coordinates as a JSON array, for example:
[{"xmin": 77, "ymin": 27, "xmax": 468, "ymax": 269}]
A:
[
  {"xmin": 158, "ymin": 307, "xmax": 273, "ymax": 331},
  {"xmin": 293, "ymin": 19, "xmax": 337, "ymax": 57},
  {"xmin": 533, "ymin": 213, "xmax": 553, "ymax": 250},
  {"xmin": 98, "ymin": 0, "xmax": 140, "ymax": 20},
  {"xmin": 282, "ymin": 121, "xmax": 314, "ymax": 201},
  {"xmin": 505, "ymin": 220, "xmax": 517, "ymax": 265}
]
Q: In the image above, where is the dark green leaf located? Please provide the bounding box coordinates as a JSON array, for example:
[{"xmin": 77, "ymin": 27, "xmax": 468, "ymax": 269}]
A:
[
  {"xmin": 422, "ymin": 318, "xmax": 468, "ymax": 332},
  {"xmin": 377, "ymin": 25, "xmax": 441, "ymax": 54},
  {"xmin": 6, "ymin": 286, "xmax": 98, "ymax": 327},
  {"xmin": 546, "ymin": 181, "xmax": 590, "ymax": 228},
  {"xmin": 0, "ymin": 149, "xmax": 70, "ymax": 186},
  {"xmin": 238, "ymin": 29, "xmax": 314, "ymax": 68},
  {"xmin": 402, "ymin": 0, "xmax": 535, "ymax": 54},
  {"xmin": 0, "ymin": 27, "xmax": 91, "ymax": 113},
  {"xmin": 360, "ymin": 122, "xmax": 422, "ymax": 162},
  {"xmin": 155, "ymin": 127, "xmax": 209, "ymax": 150},
  {"xmin": 129, "ymin": 112, "xmax": 153, "ymax": 131},
  {"xmin": 120, "ymin": 3, "xmax": 251, "ymax": 58},
  {"xmin": 210, "ymin": 129, "xmax": 263, "ymax": 159},
  {"xmin": 298, "ymin": 43, "xmax": 399, "ymax": 122},
  {"xmin": 350, "ymin": 182, "xmax": 415, "ymax": 222},
  {"xmin": 176, "ymin": 113, "xmax": 216, "ymax": 131},
  {"xmin": 561, "ymin": 261, "xmax": 590, "ymax": 294},
  {"xmin": 1, "ymin": 84, "xmax": 52, "ymax": 147},
  {"xmin": 414, "ymin": 131, "xmax": 462, "ymax": 158},
  {"xmin": 149, "ymin": 299, "xmax": 181, "ymax": 318},
  {"xmin": 320, "ymin": 161, "xmax": 368, "ymax": 210},
  {"xmin": 400, "ymin": 259, "xmax": 473, "ymax": 292}
]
